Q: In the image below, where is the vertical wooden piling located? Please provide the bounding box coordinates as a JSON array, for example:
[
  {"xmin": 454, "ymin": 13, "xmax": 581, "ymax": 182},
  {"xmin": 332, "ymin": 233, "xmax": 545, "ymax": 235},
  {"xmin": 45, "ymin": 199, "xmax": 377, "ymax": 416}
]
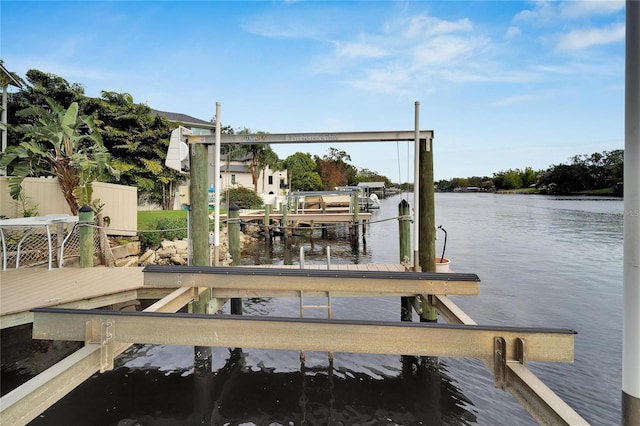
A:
[
  {"xmin": 228, "ymin": 203, "xmax": 242, "ymax": 315},
  {"xmin": 228, "ymin": 203, "xmax": 241, "ymax": 265},
  {"xmin": 189, "ymin": 140, "xmax": 212, "ymax": 369},
  {"xmin": 399, "ymin": 199, "xmax": 412, "ymax": 321},
  {"xmin": 79, "ymin": 205, "xmax": 94, "ymax": 268},
  {"xmin": 419, "ymin": 136, "xmax": 438, "ymax": 322},
  {"xmin": 264, "ymin": 204, "xmax": 272, "ymax": 244},
  {"xmin": 351, "ymin": 192, "xmax": 360, "ymax": 247},
  {"xmin": 281, "ymin": 201, "xmax": 289, "ymax": 240}
]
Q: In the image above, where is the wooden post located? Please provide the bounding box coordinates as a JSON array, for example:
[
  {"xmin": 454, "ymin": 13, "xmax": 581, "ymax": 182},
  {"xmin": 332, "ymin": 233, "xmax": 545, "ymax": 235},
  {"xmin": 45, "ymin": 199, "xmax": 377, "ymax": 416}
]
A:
[
  {"xmin": 79, "ymin": 205, "xmax": 94, "ymax": 268},
  {"xmin": 399, "ymin": 199, "xmax": 412, "ymax": 321},
  {"xmin": 228, "ymin": 203, "xmax": 241, "ymax": 265},
  {"xmin": 264, "ymin": 204, "xmax": 272, "ymax": 244},
  {"xmin": 189, "ymin": 142, "xmax": 210, "ymax": 269},
  {"xmin": 189, "ymin": 141, "xmax": 212, "ymax": 370},
  {"xmin": 227, "ymin": 203, "xmax": 242, "ymax": 314},
  {"xmin": 419, "ymin": 136, "xmax": 438, "ymax": 322},
  {"xmin": 351, "ymin": 192, "xmax": 359, "ymax": 247},
  {"xmin": 281, "ymin": 201, "xmax": 289, "ymax": 240}
]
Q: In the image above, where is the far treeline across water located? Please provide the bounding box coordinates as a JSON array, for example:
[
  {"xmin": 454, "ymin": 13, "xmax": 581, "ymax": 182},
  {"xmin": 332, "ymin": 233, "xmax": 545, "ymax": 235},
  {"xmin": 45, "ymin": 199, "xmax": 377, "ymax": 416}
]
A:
[{"xmin": 435, "ymin": 149, "xmax": 624, "ymax": 196}]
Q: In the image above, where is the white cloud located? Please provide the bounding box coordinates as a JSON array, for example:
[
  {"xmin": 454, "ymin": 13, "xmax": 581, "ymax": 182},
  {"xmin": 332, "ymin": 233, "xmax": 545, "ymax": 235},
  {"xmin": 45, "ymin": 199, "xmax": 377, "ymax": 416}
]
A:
[
  {"xmin": 559, "ymin": 0, "xmax": 625, "ymax": 18},
  {"xmin": 333, "ymin": 40, "xmax": 388, "ymax": 60},
  {"xmin": 557, "ymin": 22, "xmax": 625, "ymax": 50},
  {"xmin": 402, "ymin": 14, "xmax": 473, "ymax": 38},
  {"xmin": 515, "ymin": 0, "xmax": 624, "ymax": 24},
  {"xmin": 490, "ymin": 94, "xmax": 538, "ymax": 107},
  {"xmin": 506, "ymin": 26, "xmax": 521, "ymax": 38}
]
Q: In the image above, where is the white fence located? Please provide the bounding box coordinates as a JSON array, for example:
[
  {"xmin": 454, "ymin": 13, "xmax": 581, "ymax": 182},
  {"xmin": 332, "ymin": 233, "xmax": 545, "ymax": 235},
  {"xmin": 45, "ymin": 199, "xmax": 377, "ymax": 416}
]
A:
[{"xmin": 0, "ymin": 177, "xmax": 137, "ymax": 236}]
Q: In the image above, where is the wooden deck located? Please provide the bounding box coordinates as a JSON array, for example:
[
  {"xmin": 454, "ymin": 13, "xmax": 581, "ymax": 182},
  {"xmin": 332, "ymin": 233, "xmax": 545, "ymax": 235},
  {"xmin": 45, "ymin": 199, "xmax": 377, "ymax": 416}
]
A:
[
  {"xmin": 0, "ymin": 264, "xmax": 406, "ymax": 329},
  {"xmin": 0, "ymin": 267, "xmax": 146, "ymax": 329}
]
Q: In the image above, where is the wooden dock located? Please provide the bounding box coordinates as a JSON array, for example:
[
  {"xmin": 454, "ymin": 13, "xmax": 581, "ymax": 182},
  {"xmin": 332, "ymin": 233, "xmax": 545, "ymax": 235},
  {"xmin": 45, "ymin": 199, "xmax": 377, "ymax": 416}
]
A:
[
  {"xmin": 0, "ymin": 264, "xmax": 588, "ymax": 426},
  {"xmin": 0, "ymin": 263, "xmax": 405, "ymax": 328}
]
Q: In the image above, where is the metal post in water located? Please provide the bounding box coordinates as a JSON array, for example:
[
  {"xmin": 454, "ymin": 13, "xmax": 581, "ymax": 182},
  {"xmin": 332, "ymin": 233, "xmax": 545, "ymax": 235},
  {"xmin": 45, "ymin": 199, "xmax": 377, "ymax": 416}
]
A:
[
  {"xmin": 79, "ymin": 205, "xmax": 94, "ymax": 268},
  {"xmin": 399, "ymin": 199, "xmax": 412, "ymax": 321},
  {"xmin": 623, "ymin": 1, "xmax": 640, "ymax": 423},
  {"xmin": 213, "ymin": 102, "xmax": 221, "ymax": 266},
  {"xmin": 413, "ymin": 101, "xmax": 421, "ymax": 271}
]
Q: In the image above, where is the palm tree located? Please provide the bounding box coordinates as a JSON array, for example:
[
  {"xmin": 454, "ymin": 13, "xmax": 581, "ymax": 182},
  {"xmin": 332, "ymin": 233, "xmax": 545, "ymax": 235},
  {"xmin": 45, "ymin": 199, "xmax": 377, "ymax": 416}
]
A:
[{"xmin": 0, "ymin": 98, "xmax": 117, "ymax": 215}]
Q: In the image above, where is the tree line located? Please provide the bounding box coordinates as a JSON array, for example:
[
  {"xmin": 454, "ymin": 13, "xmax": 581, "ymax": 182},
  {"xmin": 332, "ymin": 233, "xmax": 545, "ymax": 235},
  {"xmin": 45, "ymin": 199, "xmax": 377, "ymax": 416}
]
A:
[
  {"xmin": 436, "ymin": 149, "xmax": 624, "ymax": 196},
  {"xmin": 3, "ymin": 67, "xmax": 622, "ymax": 217},
  {"xmin": 1, "ymin": 68, "xmax": 395, "ymax": 213}
]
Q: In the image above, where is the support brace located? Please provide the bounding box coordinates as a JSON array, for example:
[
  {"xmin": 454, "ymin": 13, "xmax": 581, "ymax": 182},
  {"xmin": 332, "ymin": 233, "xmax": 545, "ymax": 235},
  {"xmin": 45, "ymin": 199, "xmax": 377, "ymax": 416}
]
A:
[
  {"xmin": 494, "ymin": 336, "xmax": 527, "ymax": 389},
  {"xmin": 85, "ymin": 320, "xmax": 114, "ymax": 373}
]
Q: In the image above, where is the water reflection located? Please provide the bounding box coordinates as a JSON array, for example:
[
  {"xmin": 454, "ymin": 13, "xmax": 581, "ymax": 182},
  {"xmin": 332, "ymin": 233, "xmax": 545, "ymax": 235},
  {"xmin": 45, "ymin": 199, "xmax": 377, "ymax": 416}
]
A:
[{"xmin": 31, "ymin": 346, "xmax": 477, "ymax": 425}]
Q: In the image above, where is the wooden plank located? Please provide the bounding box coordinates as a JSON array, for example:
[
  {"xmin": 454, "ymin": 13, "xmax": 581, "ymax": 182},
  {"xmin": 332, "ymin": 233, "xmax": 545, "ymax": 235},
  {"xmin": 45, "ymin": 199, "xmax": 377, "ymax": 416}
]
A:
[
  {"xmin": 0, "ymin": 290, "xmax": 139, "ymax": 329},
  {"xmin": 32, "ymin": 308, "xmax": 575, "ymax": 363},
  {"xmin": 0, "ymin": 267, "xmax": 144, "ymax": 317}
]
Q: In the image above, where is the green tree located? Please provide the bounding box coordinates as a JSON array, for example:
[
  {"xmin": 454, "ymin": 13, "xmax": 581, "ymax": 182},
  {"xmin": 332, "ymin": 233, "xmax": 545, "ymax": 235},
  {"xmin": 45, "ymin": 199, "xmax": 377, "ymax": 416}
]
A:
[
  {"xmin": 83, "ymin": 91, "xmax": 181, "ymax": 209},
  {"xmin": 7, "ymin": 69, "xmax": 85, "ymax": 148},
  {"xmin": 283, "ymin": 152, "xmax": 322, "ymax": 191},
  {"xmin": 0, "ymin": 98, "xmax": 118, "ymax": 214},
  {"xmin": 356, "ymin": 168, "xmax": 392, "ymax": 187},
  {"xmin": 315, "ymin": 147, "xmax": 357, "ymax": 190}
]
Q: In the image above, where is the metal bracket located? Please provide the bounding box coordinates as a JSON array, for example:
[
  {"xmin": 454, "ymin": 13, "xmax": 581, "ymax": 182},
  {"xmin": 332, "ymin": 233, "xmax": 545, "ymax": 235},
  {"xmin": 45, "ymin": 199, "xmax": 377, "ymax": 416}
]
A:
[
  {"xmin": 494, "ymin": 336, "xmax": 507, "ymax": 389},
  {"xmin": 515, "ymin": 337, "xmax": 527, "ymax": 367},
  {"xmin": 85, "ymin": 319, "xmax": 115, "ymax": 373},
  {"xmin": 494, "ymin": 336, "xmax": 528, "ymax": 390}
]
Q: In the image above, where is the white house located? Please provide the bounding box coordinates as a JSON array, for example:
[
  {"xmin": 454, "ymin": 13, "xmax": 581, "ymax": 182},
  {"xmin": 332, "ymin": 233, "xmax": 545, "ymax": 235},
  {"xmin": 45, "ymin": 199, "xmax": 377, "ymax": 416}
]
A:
[{"xmin": 153, "ymin": 109, "xmax": 287, "ymax": 208}]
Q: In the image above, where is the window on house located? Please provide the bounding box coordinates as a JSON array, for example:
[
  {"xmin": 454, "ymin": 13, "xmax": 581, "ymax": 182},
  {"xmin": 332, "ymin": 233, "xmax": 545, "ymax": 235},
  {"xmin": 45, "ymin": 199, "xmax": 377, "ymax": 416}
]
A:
[
  {"xmin": 231, "ymin": 174, "xmax": 236, "ymax": 184},
  {"xmin": 268, "ymin": 176, "xmax": 273, "ymax": 185}
]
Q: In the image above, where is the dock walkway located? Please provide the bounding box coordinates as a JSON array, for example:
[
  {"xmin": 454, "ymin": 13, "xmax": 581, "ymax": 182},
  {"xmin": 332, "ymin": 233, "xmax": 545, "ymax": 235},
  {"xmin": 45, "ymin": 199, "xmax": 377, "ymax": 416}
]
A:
[
  {"xmin": 0, "ymin": 264, "xmax": 405, "ymax": 329},
  {"xmin": 0, "ymin": 264, "xmax": 588, "ymax": 426}
]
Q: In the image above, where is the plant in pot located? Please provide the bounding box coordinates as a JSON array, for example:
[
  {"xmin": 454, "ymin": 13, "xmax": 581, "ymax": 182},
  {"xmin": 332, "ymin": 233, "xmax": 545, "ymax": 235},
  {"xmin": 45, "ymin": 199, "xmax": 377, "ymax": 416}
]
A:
[{"xmin": 436, "ymin": 225, "xmax": 451, "ymax": 272}]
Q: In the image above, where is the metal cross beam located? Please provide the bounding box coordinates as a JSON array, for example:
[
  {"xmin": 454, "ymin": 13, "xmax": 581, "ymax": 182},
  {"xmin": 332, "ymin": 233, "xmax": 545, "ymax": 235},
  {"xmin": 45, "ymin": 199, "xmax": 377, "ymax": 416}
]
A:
[
  {"xmin": 186, "ymin": 130, "xmax": 434, "ymax": 145},
  {"xmin": 31, "ymin": 308, "xmax": 575, "ymax": 363},
  {"xmin": 142, "ymin": 266, "xmax": 481, "ymax": 296}
]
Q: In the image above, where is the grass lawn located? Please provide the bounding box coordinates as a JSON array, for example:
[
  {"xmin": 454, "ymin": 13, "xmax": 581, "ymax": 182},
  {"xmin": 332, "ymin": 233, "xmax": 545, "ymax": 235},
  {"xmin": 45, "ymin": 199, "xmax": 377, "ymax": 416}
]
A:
[
  {"xmin": 138, "ymin": 209, "xmax": 187, "ymax": 230},
  {"xmin": 137, "ymin": 208, "xmax": 226, "ymax": 229}
]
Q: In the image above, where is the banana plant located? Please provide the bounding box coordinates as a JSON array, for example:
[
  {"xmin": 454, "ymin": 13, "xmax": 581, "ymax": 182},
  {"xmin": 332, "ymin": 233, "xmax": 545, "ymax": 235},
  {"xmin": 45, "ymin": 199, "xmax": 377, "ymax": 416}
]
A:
[{"xmin": 0, "ymin": 97, "xmax": 118, "ymax": 215}]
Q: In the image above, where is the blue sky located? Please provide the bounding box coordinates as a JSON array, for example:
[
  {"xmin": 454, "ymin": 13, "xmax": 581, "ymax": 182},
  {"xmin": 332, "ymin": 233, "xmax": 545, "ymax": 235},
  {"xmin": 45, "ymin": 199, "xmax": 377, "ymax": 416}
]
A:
[{"xmin": 1, "ymin": 1, "xmax": 626, "ymax": 182}]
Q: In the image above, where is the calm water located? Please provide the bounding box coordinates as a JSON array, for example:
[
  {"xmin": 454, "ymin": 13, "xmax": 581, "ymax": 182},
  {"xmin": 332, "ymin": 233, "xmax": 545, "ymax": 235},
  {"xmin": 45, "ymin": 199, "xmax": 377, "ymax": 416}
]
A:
[{"xmin": 30, "ymin": 193, "xmax": 624, "ymax": 425}]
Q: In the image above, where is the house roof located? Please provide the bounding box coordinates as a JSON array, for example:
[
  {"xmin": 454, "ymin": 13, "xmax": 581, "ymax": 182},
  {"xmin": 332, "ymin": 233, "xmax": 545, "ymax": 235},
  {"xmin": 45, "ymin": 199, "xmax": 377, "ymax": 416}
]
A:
[
  {"xmin": 151, "ymin": 109, "xmax": 215, "ymax": 129},
  {"xmin": 222, "ymin": 164, "xmax": 249, "ymax": 173},
  {"xmin": 0, "ymin": 63, "xmax": 23, "ymax": 88},
  {"xmin": 357, "ymin": 182, "xmax": 386, "ymax": 188}
]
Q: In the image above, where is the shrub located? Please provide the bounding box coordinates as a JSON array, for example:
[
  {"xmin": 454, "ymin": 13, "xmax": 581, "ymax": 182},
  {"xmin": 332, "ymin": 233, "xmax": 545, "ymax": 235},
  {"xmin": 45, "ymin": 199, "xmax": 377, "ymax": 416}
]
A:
[
  {"xmin": 223, "ymin": 186, "xmax": 263, "ymax": 209},
  {"xmin": 139, "ymin": 216, "xmax": 188, "ymax": 249}
]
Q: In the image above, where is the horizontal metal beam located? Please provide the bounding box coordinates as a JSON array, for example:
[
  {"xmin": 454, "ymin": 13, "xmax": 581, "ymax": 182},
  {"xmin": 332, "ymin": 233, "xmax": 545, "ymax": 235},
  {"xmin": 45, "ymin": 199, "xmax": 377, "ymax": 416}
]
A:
[
  {"xmin": 32, "ymin": 308, "xmax": 575, "ymax": 363},
  {"xmin": 143, "ymin": 266, "xmax": 480, "ymax": 296},
  {"xmin": 187, "ymin": 130, "xmax": 434, "ymax": 145}
]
